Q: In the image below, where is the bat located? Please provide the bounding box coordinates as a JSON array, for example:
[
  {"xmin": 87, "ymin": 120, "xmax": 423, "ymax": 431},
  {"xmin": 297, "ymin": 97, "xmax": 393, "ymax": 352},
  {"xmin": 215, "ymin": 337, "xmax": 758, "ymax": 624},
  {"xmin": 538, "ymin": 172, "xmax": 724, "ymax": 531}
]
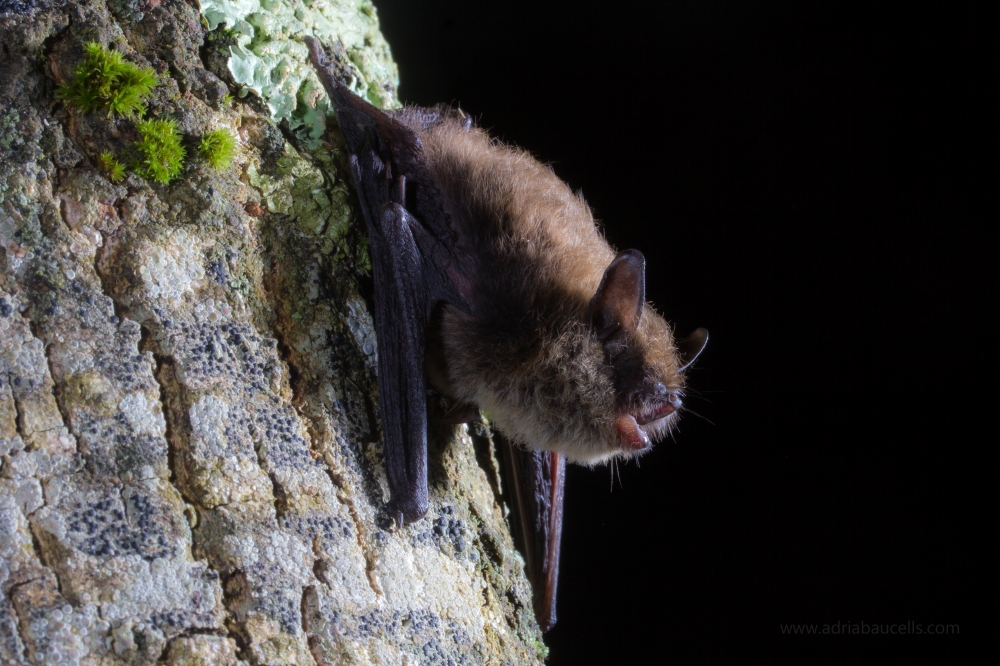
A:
[{"xmin": 305, "ymin": 37, "xmax": 708, "ymax": 631}]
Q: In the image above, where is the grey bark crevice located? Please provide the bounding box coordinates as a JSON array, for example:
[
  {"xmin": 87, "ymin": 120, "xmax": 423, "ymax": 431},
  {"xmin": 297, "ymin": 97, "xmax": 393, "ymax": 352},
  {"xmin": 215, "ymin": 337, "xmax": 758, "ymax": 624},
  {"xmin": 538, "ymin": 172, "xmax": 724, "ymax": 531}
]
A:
[
  {"xmin": 33, "ymin": 325, "xmax": 75, "ymax": 456},
  {"xmin": 7, "ymin": 576, "xmax": 43, "ymax": 662}
]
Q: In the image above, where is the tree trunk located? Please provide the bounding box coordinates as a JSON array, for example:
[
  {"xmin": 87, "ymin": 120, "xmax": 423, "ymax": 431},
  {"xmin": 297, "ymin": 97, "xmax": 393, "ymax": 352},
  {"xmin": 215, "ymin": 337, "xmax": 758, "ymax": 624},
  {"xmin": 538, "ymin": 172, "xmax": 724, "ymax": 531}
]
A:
[{"xmin": 0, "ymin": 1, "xmax": 546, "ymax": 663}]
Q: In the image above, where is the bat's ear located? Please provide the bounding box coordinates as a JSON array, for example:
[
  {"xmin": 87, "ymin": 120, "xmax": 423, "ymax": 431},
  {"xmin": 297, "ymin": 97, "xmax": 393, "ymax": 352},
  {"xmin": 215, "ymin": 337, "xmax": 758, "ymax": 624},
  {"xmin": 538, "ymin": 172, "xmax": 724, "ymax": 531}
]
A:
[
  {"xmin": 589, "ymin": 249, "xmax": 646, "ymax": 346},
  {"xmin": 676, "ymin": 327, "xmax": 709, "ymax": 372}
]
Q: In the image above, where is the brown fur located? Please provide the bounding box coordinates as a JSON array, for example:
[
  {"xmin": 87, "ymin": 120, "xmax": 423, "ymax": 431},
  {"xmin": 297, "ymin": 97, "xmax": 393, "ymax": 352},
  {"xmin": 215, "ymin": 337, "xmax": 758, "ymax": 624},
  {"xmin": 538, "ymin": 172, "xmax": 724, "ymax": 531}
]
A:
[{"xmin": 407, "ymin": 113, "xmax": 686, "ymax": 465}]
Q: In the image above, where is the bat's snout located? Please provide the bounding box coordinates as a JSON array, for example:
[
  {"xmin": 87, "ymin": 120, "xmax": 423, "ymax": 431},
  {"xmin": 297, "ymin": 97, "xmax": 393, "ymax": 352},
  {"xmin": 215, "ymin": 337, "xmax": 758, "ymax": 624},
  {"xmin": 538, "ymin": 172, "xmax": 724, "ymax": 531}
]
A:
[
  {"xmin": 615, "ymin": 413, "xmax": 650, "ymax": 450},
  {"xmin": 616, "ymin": 391, "xmax": 682, "ymax": 451}
]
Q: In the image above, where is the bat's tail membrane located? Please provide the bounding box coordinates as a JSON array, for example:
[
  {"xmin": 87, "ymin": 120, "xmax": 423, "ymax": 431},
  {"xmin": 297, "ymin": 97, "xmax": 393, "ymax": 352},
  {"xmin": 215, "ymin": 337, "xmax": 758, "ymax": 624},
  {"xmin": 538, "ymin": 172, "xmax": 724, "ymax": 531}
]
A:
[{"xmin": 501, "ymin": 441, "xmax": 566, "ymax": 631}]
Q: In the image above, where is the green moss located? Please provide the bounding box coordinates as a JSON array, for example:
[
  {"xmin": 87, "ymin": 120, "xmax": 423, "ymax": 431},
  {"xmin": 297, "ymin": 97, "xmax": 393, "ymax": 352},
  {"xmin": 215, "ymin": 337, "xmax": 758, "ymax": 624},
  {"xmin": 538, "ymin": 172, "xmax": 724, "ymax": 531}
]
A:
[
  {"xmin": 57, "ymin": 42, "xmax": 158, "ymax": 118},
  {"xmin": 97, "ymin": 151, "xmax": 126, "ymax": 182},
  {"xmin": 198, "ymin": 128, "xmax": 237, "ymax": 170},
  {"xmin": 135, "ymin": 118, "xmax": 186, "ymax": 184}
]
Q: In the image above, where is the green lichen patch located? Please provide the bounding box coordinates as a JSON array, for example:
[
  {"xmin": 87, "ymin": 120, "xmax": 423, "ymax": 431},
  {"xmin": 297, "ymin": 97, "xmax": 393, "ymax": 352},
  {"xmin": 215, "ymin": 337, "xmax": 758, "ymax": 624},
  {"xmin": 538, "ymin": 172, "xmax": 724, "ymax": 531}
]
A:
[
  {"xmin": 199, "ymin": 128, "xmax": 237, "ymax": 170},
  {"xmin": 135, "ymin": 118, "xmax": 186, "ymax": 184},
  {"xmin": 246, "ymin": 144, "xmax": 369, "ymax": 269},
  {"xmin": 200, "ymin": 0, "xmax": 399, "ymax": 148},
  {"xmin": 57, "ymin": 42, "xmax": 158, "ymax": 118},
  {"xmin": 97, "ymin": 151, "xmax": 126, "ymax": 182}
]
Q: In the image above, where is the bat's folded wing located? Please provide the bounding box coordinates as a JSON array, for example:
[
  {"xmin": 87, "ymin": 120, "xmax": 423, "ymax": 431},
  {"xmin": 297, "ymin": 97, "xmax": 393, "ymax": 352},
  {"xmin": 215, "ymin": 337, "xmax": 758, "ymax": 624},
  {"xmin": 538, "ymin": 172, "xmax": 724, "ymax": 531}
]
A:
[
  {"xmin": 366, "ymin": 200, "xmax": 431, "ymax": 523},
  {"xmin": 308, "ymin": 38, "xmax": 475, "ymax": 524}
]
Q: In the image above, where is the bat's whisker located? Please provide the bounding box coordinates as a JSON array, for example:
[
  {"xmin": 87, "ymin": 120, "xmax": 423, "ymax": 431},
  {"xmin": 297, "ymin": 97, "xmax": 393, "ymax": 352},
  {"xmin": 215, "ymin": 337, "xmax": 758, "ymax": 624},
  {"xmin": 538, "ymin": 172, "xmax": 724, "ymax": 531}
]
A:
[{"xmin": 681, "ymin": 407, "xmax": 715, "ymax": 426}]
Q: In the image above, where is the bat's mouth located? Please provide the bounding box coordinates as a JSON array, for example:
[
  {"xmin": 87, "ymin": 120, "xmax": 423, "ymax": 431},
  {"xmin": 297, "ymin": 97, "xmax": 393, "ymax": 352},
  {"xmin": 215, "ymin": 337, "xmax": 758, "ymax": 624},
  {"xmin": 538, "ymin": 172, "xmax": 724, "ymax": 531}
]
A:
[{"xmin": 616, "ymin": 395, "xmax": 682, "ymax": 451}]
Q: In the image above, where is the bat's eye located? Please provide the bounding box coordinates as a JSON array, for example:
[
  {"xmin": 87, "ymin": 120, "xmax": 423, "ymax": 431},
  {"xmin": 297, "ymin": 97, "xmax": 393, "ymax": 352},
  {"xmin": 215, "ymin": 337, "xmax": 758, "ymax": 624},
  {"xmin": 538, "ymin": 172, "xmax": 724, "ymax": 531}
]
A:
[
  {"xmin": 668, "ymin": 392, "xmax": 682, "ymax": 406},
  {"xmin": 654, "ymin": 382, "xmax": 668, "ymax": 396}
]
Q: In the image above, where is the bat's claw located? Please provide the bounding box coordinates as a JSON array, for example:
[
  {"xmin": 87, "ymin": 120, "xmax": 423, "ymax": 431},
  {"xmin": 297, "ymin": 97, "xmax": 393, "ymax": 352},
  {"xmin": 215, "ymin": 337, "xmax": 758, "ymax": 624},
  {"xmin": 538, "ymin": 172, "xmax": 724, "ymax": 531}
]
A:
[
  {"xmin": 387, "ymin": 498, "xmax": 428, "ymax": 527},
  {"xmin": 432, "ymin": 400, "xmax": 481, "ymax": 424}
]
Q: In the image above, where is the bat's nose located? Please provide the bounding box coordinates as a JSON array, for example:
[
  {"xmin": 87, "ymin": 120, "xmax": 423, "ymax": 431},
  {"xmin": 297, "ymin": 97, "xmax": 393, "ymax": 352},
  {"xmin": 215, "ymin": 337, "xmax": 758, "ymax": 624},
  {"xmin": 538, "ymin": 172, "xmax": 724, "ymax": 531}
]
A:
[{"xmin": 653, "ymin": 383, "xmax": 683, "ymax": 408}]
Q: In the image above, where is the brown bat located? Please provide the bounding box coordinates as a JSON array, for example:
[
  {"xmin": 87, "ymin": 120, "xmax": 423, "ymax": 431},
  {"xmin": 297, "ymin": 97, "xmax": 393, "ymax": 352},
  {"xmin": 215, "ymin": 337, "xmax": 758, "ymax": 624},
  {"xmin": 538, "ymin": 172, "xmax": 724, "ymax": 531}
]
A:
[{"xmin": 306, "ymin": 37, "xmax": 708, "ymax": 631}]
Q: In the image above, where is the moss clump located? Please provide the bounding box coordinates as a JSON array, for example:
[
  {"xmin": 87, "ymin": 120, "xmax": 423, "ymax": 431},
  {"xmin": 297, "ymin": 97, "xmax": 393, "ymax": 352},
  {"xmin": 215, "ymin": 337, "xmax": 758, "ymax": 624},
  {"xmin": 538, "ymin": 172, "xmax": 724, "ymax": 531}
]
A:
[
  {"xmin": 135, "ymin": 118, "xmax": 185, "ymax": 184},
  {"xmin": 97, "ymin": 151, "xmax": 126, "ymax": 182},
  {"xmin": 198, "ymin": 128, "xmax": 236, "ymax": 170},
  {"xmin": 57, "ymin": 42, "xmax": 158, "ymax": 118}
]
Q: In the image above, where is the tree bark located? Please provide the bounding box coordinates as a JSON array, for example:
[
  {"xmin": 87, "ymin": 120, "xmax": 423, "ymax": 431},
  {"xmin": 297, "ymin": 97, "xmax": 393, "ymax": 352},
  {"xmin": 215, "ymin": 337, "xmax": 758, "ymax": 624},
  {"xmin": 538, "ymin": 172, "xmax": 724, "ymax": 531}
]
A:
[{"xmin": 0, "ymin": 1, "xmax": 546, "ymax": 663}]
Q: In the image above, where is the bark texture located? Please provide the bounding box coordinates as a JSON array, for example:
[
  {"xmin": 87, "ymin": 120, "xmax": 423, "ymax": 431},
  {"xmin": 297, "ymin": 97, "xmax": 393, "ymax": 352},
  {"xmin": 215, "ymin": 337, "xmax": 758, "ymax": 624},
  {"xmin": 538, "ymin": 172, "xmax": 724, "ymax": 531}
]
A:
[{"xmin": 0, "ymin": 1, "xmax": 546, "ymax": 664}]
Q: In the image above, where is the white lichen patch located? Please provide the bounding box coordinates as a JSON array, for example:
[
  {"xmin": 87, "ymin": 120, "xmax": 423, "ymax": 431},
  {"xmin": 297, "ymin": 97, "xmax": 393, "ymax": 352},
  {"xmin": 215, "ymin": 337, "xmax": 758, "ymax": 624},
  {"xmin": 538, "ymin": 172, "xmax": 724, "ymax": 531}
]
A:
[
  {"xmin": 61, "ymin": 339, "xmax": 96, "ymax": 375},
  {"xmin": 0, "ymin": 435, "xmax": 24, "ymax": 459},
  {"xmin": 137, "ymin": 229, "xmax": 206, "ymax": 301},
  {"xmin": 0, "ymin": 487, "xmax": 40, "ymax": 588},
  {"xmin": 119, "ymin": 392, "xmax": 167, "ymax": 437},
  {"xmin": 1, "ymin": 476, "xmax": 44, "ymax": 515},
  {"xmin": 2, "ymin": 445, "xmax": 63, "ymax": 480},
  {"xmin": 185, "ymin": 395, "xmax": 272, "ymax": 506},
  {"xmin": 193, "ymin": 297, "xmax": 233, "ymax": 324},
  {"xmin": 67, "ymin": 225, "xmax": 102, "ymax": 259},
  {"xmin": 190, "ymin": 394, "xmax": 230, "ymax": 454},
  {"xmin": 95, "ymin": 555, "xmax": 220, "ymax": 625},
  {"xmin": 320, "ymin": 537, "xmax": 377, "ymax": 609},
  {"xmin": 218, "ymin": 530, "xmax": 313, "ymax": 584},
  {"xmin": 201, "ymin": 0, "xmax": 399, "ymax": 146},
  {"xmin": 12, "ymin": 553, "xmax": 224, "ymax": 665},
  {"xmin": 269, "ymin": 465, "xmax": 330, "ymax": 504},
  {"xmin": 21, "ymin": 601, "xmax": 110, "ymax": 666},
  {"xmin": 1, "ymin": 331, "xmax": 48, "ymax": 389},
  {"xmin": 32, "ymin": 505, "xmax": 67, "ymax": 541},
  {"xmin": 377, "ymin": 539, "xmax": 488, "ymax": 634},
  {"xmin": 262, "ymin": 530, "xmax": 313, "ymax": 583}
]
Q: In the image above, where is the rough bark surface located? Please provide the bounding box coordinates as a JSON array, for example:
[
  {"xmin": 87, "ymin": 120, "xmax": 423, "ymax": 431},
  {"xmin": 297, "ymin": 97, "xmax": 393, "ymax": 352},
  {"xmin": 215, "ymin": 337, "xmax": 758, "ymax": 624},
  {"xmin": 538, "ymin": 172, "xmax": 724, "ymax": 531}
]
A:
[{"xmin": 0, "ymin": 1, "xmax": 546, "ymax": 664}]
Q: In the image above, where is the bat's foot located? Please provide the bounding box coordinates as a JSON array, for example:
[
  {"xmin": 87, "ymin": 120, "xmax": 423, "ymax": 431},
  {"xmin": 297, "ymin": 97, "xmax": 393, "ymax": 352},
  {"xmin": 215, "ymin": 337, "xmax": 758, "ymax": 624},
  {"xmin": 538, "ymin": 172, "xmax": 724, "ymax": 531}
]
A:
[{"xmin": 432, "ymin": 400, "xmax": 481, "ymax": 424}]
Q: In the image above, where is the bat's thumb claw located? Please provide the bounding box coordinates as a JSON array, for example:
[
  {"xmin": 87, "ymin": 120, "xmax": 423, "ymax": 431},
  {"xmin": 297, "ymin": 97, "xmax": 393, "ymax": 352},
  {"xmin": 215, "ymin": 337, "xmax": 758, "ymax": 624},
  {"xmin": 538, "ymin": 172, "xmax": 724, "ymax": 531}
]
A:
[{"xmin": 303, "ymin": 36, "xmax": 326, "ymax": 65}]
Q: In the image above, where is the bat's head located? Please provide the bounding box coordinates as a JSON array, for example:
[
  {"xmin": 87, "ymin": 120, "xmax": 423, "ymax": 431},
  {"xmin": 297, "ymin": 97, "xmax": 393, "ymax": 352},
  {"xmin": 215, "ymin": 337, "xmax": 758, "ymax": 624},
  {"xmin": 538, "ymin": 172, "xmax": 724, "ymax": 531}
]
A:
[
  {"xmin": 587, "ymin": 250, "xmax": 708, "ymax": 462},
  {"xmin": 464, "ymin": 249, "xmax": 708, "ymax": 467}
]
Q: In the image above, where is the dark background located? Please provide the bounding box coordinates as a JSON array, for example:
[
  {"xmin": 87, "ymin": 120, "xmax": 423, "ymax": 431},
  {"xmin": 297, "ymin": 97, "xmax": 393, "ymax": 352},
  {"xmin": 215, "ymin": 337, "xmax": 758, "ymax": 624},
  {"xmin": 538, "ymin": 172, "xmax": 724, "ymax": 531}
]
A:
[{"xmin": 373, "ymin": 2, "xmax": 986, "ymax": 663}]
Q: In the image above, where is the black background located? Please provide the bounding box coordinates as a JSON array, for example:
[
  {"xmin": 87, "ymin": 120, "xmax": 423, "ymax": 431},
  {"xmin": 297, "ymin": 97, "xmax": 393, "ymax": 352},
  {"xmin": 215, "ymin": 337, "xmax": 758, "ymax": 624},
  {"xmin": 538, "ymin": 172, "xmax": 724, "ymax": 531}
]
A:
[{"xmin": 373, "ymin": 2, "xmax": 986, "ymax": 663}]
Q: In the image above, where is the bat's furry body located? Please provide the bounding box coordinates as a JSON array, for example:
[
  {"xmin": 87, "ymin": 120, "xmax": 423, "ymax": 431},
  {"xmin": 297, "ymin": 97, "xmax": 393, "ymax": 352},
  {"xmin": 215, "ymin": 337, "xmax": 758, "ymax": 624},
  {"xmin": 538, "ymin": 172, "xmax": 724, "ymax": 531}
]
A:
[
  {"xmin": 306, "ymin": 38, "xmax": 706, "ymax": 631},
  {"xmin": 414, "ymin": 113, "xmax": 688, "ymax": 465}
]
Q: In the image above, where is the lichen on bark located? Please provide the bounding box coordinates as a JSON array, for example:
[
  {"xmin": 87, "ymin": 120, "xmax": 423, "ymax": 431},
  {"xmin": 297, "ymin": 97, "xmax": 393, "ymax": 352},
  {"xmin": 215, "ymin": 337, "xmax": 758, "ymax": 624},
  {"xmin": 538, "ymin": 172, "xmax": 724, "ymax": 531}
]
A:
[{"xmin": 0, "ymin": 1, "xmax": 546, "ymax": 664}]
